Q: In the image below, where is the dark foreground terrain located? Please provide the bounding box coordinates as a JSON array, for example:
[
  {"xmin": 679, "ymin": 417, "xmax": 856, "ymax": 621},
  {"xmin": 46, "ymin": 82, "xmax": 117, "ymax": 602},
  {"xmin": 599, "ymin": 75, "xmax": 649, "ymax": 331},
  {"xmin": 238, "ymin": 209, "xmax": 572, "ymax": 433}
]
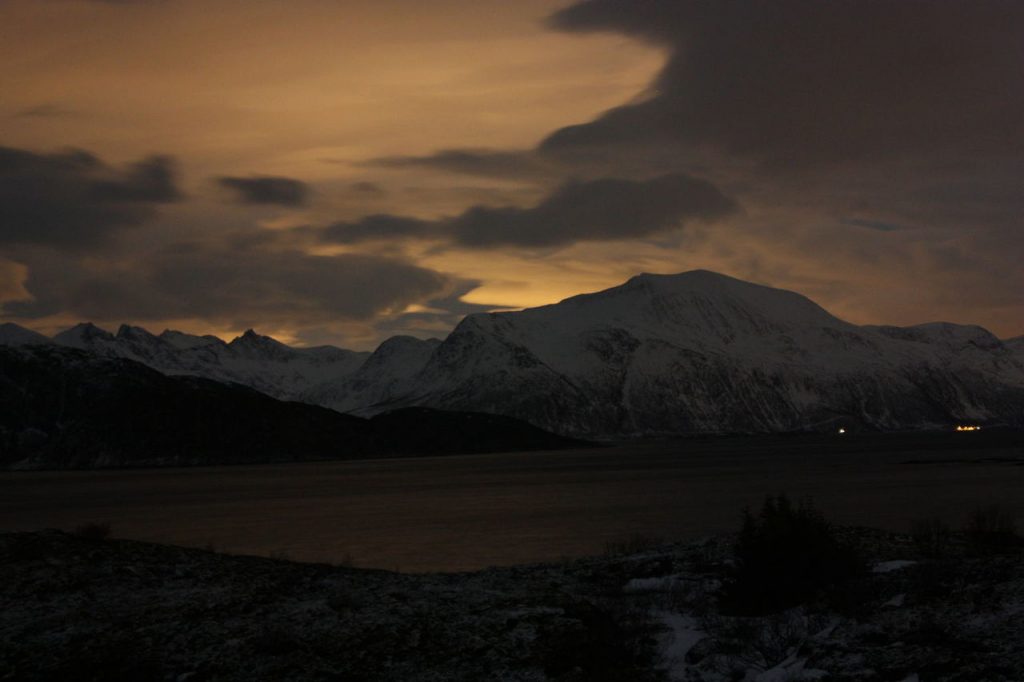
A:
[{"xmin": 2, "ymin": 527, "xmax": 1022, "ymax": 681}]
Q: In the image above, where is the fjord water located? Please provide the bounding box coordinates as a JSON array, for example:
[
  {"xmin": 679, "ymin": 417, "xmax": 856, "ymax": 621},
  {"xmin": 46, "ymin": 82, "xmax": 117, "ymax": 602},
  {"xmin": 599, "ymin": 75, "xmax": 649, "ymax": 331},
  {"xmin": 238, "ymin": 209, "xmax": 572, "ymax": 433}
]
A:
[{"xmin": 2, "ymin": 432, "xmax": 1021, "ymax": 572}]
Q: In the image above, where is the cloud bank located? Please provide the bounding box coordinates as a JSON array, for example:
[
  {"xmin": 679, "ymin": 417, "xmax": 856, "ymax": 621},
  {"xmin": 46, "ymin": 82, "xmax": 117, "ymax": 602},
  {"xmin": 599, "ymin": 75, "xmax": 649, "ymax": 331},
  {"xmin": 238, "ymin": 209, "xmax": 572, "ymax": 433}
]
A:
[
  {"xmin": 324, "ymin": 173, "xmax": 736, "ymax": 249},
  {"xmin": 0, "ymin": 146, "xmax": 181, "ymax": 249},
  {"xmin": 218, "ymin": 175, "xmax": 310, "ymax": 207}
]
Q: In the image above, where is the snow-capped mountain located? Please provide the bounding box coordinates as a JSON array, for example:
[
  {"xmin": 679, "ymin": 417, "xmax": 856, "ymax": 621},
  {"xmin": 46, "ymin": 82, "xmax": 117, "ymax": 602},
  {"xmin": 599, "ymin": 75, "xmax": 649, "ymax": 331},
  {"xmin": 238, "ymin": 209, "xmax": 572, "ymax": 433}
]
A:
[
  {"xmin": 301, "ymin": 335, "xmax": 442, "ymax": 414},
  {"xmin": 3, "ymin": 270, "xmax": 1022, "ymax": 437},
  {"xmin": 49, "ymin": 323, "xmax": 370, "ymax": 402},
  {"xmin": 0, "ymin": 344, "xmax": 577, "ymax": 469},
  {"xmin": 379, "ymin": 271, "xmax": 1024, "ymax": 436}
]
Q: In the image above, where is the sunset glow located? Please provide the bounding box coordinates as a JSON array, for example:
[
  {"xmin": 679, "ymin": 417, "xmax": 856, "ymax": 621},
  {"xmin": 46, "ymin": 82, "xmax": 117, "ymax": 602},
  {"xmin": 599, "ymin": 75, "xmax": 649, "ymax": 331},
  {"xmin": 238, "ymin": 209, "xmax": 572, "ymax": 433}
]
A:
[{"xmin": 1, "ymin": 0, "xmax": 1021, "ymax": 348}]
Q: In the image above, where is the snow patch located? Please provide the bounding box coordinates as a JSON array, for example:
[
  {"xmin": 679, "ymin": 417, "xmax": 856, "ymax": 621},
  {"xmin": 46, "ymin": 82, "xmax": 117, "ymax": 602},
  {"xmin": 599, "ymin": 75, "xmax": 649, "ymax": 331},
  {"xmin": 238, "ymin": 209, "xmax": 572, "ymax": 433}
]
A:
[
  {"xmin": 872, "ymin": 560, "xmax": 917, "ymax": 574},
  {"xmin": 655, "ymin": 610, "xmax": 704, "ymax": 680}
]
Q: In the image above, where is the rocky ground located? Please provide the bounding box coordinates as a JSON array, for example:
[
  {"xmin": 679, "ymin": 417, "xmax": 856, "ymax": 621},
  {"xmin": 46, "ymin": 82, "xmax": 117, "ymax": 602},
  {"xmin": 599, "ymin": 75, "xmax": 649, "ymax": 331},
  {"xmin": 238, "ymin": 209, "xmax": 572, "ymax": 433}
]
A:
[{"xmin": 1, "ymin": 528, "xmax": 1022, "ymax": 681}]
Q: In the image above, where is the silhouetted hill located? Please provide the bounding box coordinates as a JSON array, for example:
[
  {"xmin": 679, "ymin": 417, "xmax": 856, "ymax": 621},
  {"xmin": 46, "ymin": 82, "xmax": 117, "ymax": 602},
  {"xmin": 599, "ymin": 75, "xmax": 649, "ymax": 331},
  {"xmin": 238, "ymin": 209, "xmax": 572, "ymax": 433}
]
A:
[{"xmin": 0, "ymin": 345, "xmax": 580, "ymax": 469}]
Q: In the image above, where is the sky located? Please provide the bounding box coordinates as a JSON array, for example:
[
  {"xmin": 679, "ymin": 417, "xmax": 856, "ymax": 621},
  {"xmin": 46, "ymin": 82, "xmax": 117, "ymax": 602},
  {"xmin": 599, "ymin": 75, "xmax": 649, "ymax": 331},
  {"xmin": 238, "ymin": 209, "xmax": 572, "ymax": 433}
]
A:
[{"xmin": 1, "ymin": 0, "xmax": 1021, "ymax": 348}]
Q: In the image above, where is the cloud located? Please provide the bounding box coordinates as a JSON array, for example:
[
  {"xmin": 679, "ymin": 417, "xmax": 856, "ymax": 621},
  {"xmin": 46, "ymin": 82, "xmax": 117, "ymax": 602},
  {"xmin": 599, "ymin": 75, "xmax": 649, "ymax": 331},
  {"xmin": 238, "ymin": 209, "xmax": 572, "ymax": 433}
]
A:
[
  {"xmin": 323, "ymin": 173, "xmax": 736, "ymax": 249},
  {"xmin": 6, "ymin": 238, "xmax": 466, "ymax": 329},
  {"xmin": 0, "ymin": 145, "xmax": 181, "ymax": 250},
  {"xmin": 366, "ymin": 148, "xmax": 552, "ymax": 180},
  {"xmin": 350, "ymin": 181, "xmax": 384, "ymax": 194},
  {"xmin": 323, "ymin": 215, "xmax": 432, "ymax": 244},
  {"xmin": 544, "ymin": 0, "xmax": 1024, "ymax": 169},
  {"xmin": 218, "ymin": 175, "xmax": 310, "ymax": 207},
  {"xmin": 13, "ymin": 104, "xmax": 78, "ymax": 119},
  {"xmin": 61, "ymin": 0, "xmax": 167, "ymax": 4},
  {"xmin": 840, "ymin": 218, "xmax": 903, "ymax": 233}
]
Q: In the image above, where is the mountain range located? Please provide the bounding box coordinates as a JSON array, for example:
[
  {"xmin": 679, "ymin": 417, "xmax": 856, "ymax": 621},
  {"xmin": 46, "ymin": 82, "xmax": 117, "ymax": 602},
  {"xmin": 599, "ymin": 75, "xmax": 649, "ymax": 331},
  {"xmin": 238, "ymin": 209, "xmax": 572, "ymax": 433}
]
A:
[
  {"xmin": 0, "ymin": 344, "xmax": 579, "ymax": 469},
  {"xmin": 3, "ymin": 270, "xmax": 1023, "ymax": 439}
]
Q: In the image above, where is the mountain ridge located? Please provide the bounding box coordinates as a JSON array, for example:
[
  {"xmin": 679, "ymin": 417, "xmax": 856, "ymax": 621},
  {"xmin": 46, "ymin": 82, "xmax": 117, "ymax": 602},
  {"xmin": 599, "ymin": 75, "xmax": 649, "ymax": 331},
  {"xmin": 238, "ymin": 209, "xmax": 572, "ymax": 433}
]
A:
[
  {"xmin": 3, "ymin": 270, "xmax": 1023, "ymax": 437},
  {"xmin": 0, "ymin": 344, "xmax": 579, "ymax": 469}
]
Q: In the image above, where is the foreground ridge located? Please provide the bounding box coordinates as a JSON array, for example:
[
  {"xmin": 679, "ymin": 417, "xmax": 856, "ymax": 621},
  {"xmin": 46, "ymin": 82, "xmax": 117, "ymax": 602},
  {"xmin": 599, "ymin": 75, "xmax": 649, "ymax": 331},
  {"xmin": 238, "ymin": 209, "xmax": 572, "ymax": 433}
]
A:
[{"xmin": 2, "ymin": 528, "xmax": 1021, "ymax": 681}]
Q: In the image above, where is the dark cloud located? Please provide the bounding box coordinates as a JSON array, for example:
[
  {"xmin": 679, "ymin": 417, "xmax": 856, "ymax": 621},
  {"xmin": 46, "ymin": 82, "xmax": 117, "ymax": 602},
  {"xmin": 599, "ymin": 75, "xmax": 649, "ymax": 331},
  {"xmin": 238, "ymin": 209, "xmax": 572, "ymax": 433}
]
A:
[
  {"xmin": 841, "ymin": 218, "xmax": 903, "ymax": 233},
  {"xmin": 323, "ymin": 173, "xmax": 735, "ymax": 249},
  {"xmin": 544, "ymin": 0, "xmax": 1024, "ymax": 169},
  {"xmin": 366, "ymin": 148, "xmax": 551, "ymax": 179},
  {"xmin": 218, "ymin": 175, "xmax": 310, "ymax": 207},
  {"xmin": 0, "ymin": 145, "xmax": 181, "ymax": 250},
  {"xmin": 323, "ymin": 215, "xmax": 432, "ymax": 244},
  {"xmin": 7, "ymin": 239, "xmax": 464, "ymax": 327}
]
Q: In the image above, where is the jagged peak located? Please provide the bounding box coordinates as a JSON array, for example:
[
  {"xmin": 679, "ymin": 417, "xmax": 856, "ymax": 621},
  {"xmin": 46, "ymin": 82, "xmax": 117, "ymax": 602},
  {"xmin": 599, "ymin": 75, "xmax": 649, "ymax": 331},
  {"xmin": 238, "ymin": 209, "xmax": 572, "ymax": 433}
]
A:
[
  {"xmin": 116, "ymin": 323, "xmax": 160, "ymax": 341},
  {"xmin": 55, "ymin": 322, "xmax": 114, "ymax": 342},
  {"xmin": 228, "ymin": 329, "xmax": 294, "ymax": 356},
  {"xmin": 375, "ymin": 335, "xmax": 442, "ymax": 351},
  {"xmin": 158, "ymin": 329, "xmax": 225, "ymax": 349},
  {"xmin": 232, "ymin": 328, "xmax": 280, "ymax": 344}
]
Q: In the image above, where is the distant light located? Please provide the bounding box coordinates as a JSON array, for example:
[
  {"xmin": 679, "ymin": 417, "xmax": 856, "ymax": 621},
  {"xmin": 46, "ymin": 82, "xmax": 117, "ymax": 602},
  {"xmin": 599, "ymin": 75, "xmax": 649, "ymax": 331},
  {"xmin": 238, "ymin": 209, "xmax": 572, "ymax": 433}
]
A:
[
  {"xmin": 955, "ymin": 425, "xmax": 981, "ymax": 432},
  {"xmin": 838, "ymin": 428, "xmax": 846, "ymax": 434}
]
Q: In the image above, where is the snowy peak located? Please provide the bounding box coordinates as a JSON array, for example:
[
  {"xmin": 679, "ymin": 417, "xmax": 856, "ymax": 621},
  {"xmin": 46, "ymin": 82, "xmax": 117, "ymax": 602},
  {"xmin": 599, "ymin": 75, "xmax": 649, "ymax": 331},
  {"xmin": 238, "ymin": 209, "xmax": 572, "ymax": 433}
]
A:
[
  {"xmin": 381, "ymin": 270, "xmax": 1024, "ymax": 436},
  {"xmin": 354, "ymin": 335, "xmax": 441, "ymax": 381},
  {"xmin": 302, "ymin": 335, "xmax": 441, "ymax": 414},
  {"xmin": 368, "ymin": 335, "xmax": 441, "ymax": 362},
  {"xmin": 445, "ymin": 269, "xmax": 863, "ymax": 381},
  {"xmin": 17, "ymin": 321, "xmax": 372, "ymax": 404},
  {"xmin": 159, "ymin": 329, "xmax": 225, "ymax": 351},
  {"xmin": 116, "ymin": 324, "xmax": 162, "ymax": 345},
  {"xmin": 545, "ymin": 269, "xmax": 847, "ymax": 336},
  {"xmin": 4, "ymin": 270, "xmax": 1022, "ymax": 436},
  {"xmin": 869, "ymin": 322, "xmax": 1004, "ymax": 352},
  {"xmin": 53, "ymin": 322, "xmax": 115, "ymax": 348},
  {"xmin": 227, "ymin": 329, "xmax": 294, "ymax": 360}
]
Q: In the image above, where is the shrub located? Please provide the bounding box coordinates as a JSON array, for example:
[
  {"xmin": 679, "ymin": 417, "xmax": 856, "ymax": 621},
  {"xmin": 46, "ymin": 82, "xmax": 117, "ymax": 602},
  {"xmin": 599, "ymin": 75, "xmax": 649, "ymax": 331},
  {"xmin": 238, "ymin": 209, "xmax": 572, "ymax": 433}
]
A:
[
  {"xmin": 911, "ymin": 516, "xmax": 952, "ymax": 558},
  {"xmin": 964, "ymin": 505, "xmax": 1019, "ymax": 553},
  {"xmin": 540, "ymin": 599, "xmax": 662, "ymax": 681},
  {"xmin": 603, "ymin": 533, "xmax": 665, "ymax": 557},
  {"xmin": 720, "ymin": 495, "xmax": 863, "ymax": 615},
  {"xmin": 73, "ymin": 522, "xmax": 111, "ymax": 541}
]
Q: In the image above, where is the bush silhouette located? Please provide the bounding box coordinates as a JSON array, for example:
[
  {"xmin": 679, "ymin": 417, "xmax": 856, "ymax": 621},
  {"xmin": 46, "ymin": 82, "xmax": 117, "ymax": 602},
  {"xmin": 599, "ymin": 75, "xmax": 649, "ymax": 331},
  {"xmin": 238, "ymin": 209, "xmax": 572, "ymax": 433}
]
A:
[
  {"xmin": 73, "ymin": 522, "xmax": 112, "ymax": 541},
  {"xmin": 964, "ymin": 504, "xmax": 1019, "ymax": 554},
  {"xmin": 911, "ymin": 516, "xmax": 952, "ymax": 558},
  {"xmin": 721, "ymin": 495, "xmax": 863, "ymax": 615}
]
